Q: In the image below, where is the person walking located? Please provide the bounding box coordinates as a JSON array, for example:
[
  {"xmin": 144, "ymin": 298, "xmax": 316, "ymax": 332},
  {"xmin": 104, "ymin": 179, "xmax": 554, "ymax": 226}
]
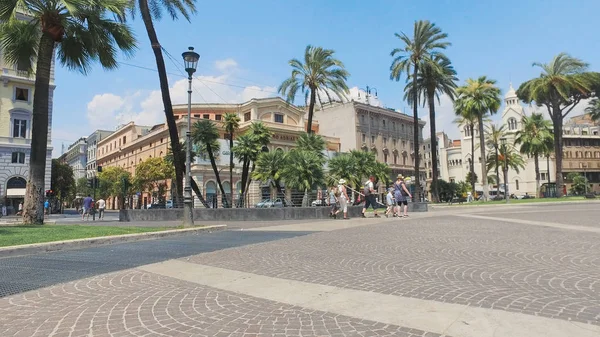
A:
[
  {"xmin": 337, "ymin": 179, "xmax": 350, "ymax": 220},
  {"xmin": 328, "ymin": 186, "xmax": 339, "ymax": 219},
  {"xmin": 393, "ymin": 174, "xmax": 412, "ymax": 218},
  {"xmin": 82, "ymin": 194, "xmax": 93, "ymax": 221},
  {"xmin": 361, "ymin": 175, "xmax": 380, "ymax": 218},
  {"xmin": 385, "ymin": 187, "xmax": 395, "ymax": 217},
  {"xmin": 97, "ymin": 198, "xmax": 106, "ymax": 219},
  {"xmin": 44, "ymin": 200, "xmax": 50, "ymax": 217}
]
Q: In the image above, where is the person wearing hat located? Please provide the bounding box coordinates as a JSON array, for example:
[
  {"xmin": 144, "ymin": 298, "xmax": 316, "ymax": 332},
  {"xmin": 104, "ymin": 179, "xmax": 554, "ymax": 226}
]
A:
[
  {"xmin": 393, "ymin": 174, "xmax": 412, "ymax": 217},
  {"xmin": 337, "ymin": 179, "xmax": 350, "ymax": 220}
]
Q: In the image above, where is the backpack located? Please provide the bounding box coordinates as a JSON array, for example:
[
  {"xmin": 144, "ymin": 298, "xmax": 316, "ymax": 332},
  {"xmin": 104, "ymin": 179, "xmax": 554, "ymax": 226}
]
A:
[
  {"xmin": 334, "ymin": 187, "xmax": 341, "ymax": 198},
  {"xmin": 363, "ymin": 181, "xmax": 371, "ymax": 196}
]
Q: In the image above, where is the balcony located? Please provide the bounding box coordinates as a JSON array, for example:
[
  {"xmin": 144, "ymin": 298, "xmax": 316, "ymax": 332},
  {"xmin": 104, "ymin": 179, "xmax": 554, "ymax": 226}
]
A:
[{"xmin": 0, "ymin": 136, "xmax": 31, "ymax": 145}]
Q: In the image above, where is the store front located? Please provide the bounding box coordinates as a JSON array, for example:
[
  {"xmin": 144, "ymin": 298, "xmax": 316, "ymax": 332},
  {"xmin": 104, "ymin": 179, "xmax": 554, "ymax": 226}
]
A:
[{"xmin": 4, "ymin": 176, "xmax": 26, "ymax": 214}]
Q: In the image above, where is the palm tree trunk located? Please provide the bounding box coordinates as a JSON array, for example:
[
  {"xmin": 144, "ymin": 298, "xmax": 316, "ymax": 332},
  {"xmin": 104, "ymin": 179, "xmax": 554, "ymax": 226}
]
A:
[
  {"xmin": 427, "ymin": 92, "xmax": 438, "ymax": 203},
  {"xmin": 229, "ymin": 131, "xmax": 234, "ymax": 207},
  {"xmin": 190, "ymin": 178, "xmax": 209, "ymax": 208},
  {"xmin": 495, "ymin": 146, "xmax": 500, "ymax": 198},
  {"xmin": 303, "ymin": 188, "xmax": 309, "ymax": 207},
  {"xmin": 477, "ymin": 117, "xmax": 489, "ymax": 201},
  {"xmin": 551, "ymin": 108, "xmax": 564, "ymax": 197},
  {"xmin": 244, "ymin": 162, "xmax": 256, "ymax": 203},
  {"xmin": 138, "ymin": 0, "xmax": 184, "ymax": 207},
  {"xmin": 207, "ymin": 145, "xmax": 228, "ymax": 208},
  {"xmin": 23, "ymin": 34, "xmax": 55, "ymax": 224},
  {"xmin": 533, "ymin": 154, "xmax": 540, "ymax": 198},
  {"xmin": 412, "ymin": 64, "xmax": 421, "ymax": 202},
  {"xmin": 307, "ymin": 88, "xmax": 316, "ymax": 134},
  {"xmin": 239, "ymin": 157, "xmax": 250, "ymax": 207},
  {"xmin": 503, "ymin": 165, "xmax": 508, "ymax": 199},
  {"xmin": 470, "ymin": 122, "xmax": 475, "ymax": 194}
]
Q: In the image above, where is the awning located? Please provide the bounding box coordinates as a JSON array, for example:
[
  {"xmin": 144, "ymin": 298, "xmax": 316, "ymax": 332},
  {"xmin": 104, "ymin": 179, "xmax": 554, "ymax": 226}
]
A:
[{"xmin": 6, "ymin": 188, "xmax": 26, "ymax": 197}]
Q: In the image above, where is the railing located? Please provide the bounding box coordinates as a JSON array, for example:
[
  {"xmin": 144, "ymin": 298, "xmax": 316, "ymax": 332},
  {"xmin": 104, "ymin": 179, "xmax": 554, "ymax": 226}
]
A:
[{"xmin": 0, "ymin": 136, "xmax": 31, "ymax": 145}]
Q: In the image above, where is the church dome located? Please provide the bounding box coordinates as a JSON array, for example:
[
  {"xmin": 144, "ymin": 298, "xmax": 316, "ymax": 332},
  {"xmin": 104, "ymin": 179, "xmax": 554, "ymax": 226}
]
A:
[{"xmin": 505, "ymin": 83, "xmax": 517, "ymax": 99}]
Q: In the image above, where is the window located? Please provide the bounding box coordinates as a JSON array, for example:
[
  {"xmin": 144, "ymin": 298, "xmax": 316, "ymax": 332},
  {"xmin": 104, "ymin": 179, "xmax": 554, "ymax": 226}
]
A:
[
  {"xmin": 393, "ymin": 139, "xmax": 397, "ymax": 147},
  {"xmin": 215, "ymin": 114, "xmax": 222, "ymax": 121},
  {"xmin": 508, "ymin": 118, "xmax": 518, "ymax": 131},
  {"xmin": 203, "ymin": 114, "xmax": 210, "ymax": 119},
  {"xmin": 402, "ymin": 140, "xmax": 406, "ymax": 148},
  {"xmin": 394, "ymin": 154, "xmax": 398, "ymax": 164},
  {"xmin": 15, "ymin": 88, "xmax": 28, "ymax": 101},
  {"xmin": 515, "ymin": 179, "xmax": 519, "ymax": 190},
  {"xmin": 123, "ymin": 136, "xmax": 126, "ymax": 145},
  {"xmin": 244, "ymin": 112, "xmax": 251, "ymax": 122},
  {"xmin": 383, "ymin": 137, "xmax": 387, "ymax": 145},
  {"xmin": 362, "ymin": 134, "xmax": 366, "ymax": 143},
  {"xmin": 392, "ymin": 121, "xmax": 396, "ymax": 130},
  {"xmin": 160, "ymin": 138, "xmax": 163, "ymax": 143},
  {"xmin": 384, "ymin": 153, "xmax": 388, "ymax": 163},
  {"xmin": 371, "ymin": 136, "xmax": 375, "ymax": 144},
  {"xmin": 382, "ymin": 120, "xmax": 386, "ymax": 127},
  {"xmin": 464, "ymin": 126, "xmax": 471, "ymax": 137},
  {"xmin": 361, "ymin": 115, "xmax": 365, "ymax": 123},
  {"xmin": 11, "ymin": 152, "xmax": 25, "ymax": 164},
  {"xmin": 194, "ymin": 114, "xmax": 200, "ymax": 118},
  {"xmin": 13, "ymin": 119, "xmax": 26, "ymax": 138},
  {"xmin": 274, "ymin": 113, "xmax": 284, "ymax": 123},
  {"xmin": 370, "ymin": 117, "xmax": 374, "ymax": 126}
]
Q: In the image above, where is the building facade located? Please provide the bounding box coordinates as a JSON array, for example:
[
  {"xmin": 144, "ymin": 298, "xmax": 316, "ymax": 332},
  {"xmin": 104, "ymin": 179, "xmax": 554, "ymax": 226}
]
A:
[
  {"xmin": 313, "ymin": 101, "xmax": 426, "ymax": 188},
  {"xmin": 96, "ymin": 97, "xmax": 340, "ymax": 209},
  {"xmin": 64, "ymin": 137, "xmax": 88, "ymax": 180},
  {"xmin": 86, "ymin": 130, "xmax": 113, "ymax": 178},
  {"xmin": 0, "ymin": 12, "xmax": 54, "ymax": 212},
  {"xmin": 561, "ymin": 117, "xmax": 600, "ymax": 194}
]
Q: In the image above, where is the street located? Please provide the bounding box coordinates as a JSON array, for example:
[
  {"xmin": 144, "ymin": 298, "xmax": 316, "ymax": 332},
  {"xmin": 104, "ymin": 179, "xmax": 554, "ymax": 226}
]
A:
[{"xmin": 0, "ymin": 202, "xmax": 598, "ymax": 337}]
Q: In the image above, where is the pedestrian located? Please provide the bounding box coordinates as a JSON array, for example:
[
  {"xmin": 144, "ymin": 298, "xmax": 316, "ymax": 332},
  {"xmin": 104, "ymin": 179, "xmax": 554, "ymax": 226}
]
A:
[
  {"xmin": 82, "ymin": 194, "xmax": 93, "ymax": 221},
  {"xmin": 393, "ymin": 174, "xmax": 412, "ymax": 218},
  {"xmin": 385, "ymin": 188, "xmax": 395, "ymax": 217},
  {"xmin": 361, "ymin": 175, "xmax": 380, "ymax": 218},
  {"xmin": 44, "ymin": 200, "xmax": 49, "ymax": 216},
  {"xmin": 328, "ymin": 186, "xmax": 339, "ymax": 219},
  {"xmin": 97, "ymin": 198, "xmax": 106, "ymax": 219},
  {"xmin": 337, "ymin": 179, "xmax": 350, "ymax": 220}
]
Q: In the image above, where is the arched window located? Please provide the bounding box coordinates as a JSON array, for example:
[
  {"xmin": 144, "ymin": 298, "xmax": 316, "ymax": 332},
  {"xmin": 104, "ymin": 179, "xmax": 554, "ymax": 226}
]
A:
[
  {"xmin": 464, "ymin": 126, "xmax": 471, "ymax": 137},
  {"xmin": 7, "ymin": 176, "xmax": 26, "ymax": 189},
  {"xmin": 508, "ymin": 118, "xmax": 518, "ymax": 131},
  {"xmin": 515, "ymin": 179, "xmax": 520, "ymax": 190}
]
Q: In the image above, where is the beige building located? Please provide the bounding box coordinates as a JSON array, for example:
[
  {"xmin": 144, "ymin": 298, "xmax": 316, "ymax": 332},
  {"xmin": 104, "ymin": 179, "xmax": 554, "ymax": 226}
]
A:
[
  {"xmin": 313, "ymin": 101, "xmax": 426, "ymax": 188},
  {"xmin": 97, "ymin": 97, "xmax": 340, "ymax": 209},
  {"xmin": 561, "ymin": 116, "xmax": 600, "ymax": 194}
]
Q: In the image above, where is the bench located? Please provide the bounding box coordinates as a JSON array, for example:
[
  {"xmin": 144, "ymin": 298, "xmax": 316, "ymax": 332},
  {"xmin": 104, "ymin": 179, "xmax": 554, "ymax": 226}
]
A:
[{"xmin": 584, "ymin": 193, "xmax": 596, "ymax": 199}]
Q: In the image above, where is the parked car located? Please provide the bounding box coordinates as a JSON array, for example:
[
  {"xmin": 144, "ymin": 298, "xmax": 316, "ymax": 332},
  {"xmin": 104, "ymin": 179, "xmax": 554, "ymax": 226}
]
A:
[
  {"xmin": 166, "ymin": 200, "xmax": 173, "ymax": 209},
  {"xmin": 255, "ymin": 198, "xmax": 286, "ymax": 208},
  {"xmin": 311, "ymin": 199, "xmax": 326, "ymax": 207}
]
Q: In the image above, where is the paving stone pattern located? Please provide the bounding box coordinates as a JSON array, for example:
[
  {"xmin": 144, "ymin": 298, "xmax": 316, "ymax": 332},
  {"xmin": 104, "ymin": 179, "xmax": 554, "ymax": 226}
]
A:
[
  {"xmin": 188, "ymin": 216, "xmax": 600, "ymax": 326},
  {"xmin": 0, "ymin": 269, "xmax": 444, "ymax": 337},
  {"xmin": 0, "ymin": 231, "xmax": 312, "ymax": 298}
]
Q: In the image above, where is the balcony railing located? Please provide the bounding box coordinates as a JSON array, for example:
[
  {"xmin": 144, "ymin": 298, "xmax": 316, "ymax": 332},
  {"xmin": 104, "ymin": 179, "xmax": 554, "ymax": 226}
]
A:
[{"xmin": 0, "ymin": 136, "xmax": 31, "ymax": 145}]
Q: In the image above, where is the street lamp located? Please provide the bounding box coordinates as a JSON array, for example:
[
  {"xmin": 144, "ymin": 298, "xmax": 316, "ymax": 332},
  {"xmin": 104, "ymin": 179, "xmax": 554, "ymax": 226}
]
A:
[
  {"xmin": 500, "ymin": 137, "xmax": 509, "ymax": 203},
  {"xmin": 182, "ymin": 47, "xmax": 200, "ymax": 226},
  {"xmin": 582, "ymin": 163, "xmax": 588, "ymax": 194}
]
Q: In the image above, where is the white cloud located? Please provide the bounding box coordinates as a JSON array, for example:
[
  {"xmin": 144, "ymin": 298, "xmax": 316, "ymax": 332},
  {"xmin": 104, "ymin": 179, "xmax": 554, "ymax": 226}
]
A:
[
  {"xmin": 214, "ymin": 58, "xmax": 238, "ymax": 72},
  {"xmin": 83, "ymin": 59, "xmax": 277, "ymax": 130}
]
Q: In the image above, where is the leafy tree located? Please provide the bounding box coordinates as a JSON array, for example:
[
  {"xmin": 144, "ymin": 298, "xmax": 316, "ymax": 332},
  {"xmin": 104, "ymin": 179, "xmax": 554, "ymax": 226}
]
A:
[
  {"xmin": 252, "ymin": 150, "xmax": 287, "ymax": 199},
  {"xmin": 223, "ymin": 112, "xmax": 241, "ymax": 205},
  {"xmin": 486, "ymin": 145, "xmax": 526, "ymax": 197},
  {"xmin": 296, "ymin": 132, "xmax": 326, "ymax": 156},
  {"xmin": 430, "ymin": 179, "xmax": 459, "ymax": 202},
  {"xmin": 567, "ymin": 172, "xmax": 590, "ymax": 195},
  {"xmin": 517, "ymin": 53, "xmax": 600, "ymax": 197},
  {"xmin": 133, "ymin": 157, "xmax": 174, "ymax": 202},
  {"xmin": 390, "ymin": 20, "xmax": 450, "ymax": 202},
  {"xmin": 164, "ymin": 144, "xmax": 208, "ymax": 208},
  {"xmin": 454, "ymin": 76, "xmax": 501, "ymax": 201},
  {"xmin": 584, "ymin": 98, "xmax": 600, "ymax": 122},
  {"xmin": 404, "ymin": 54, "xmax": 457, "ymax": 202},
  {"xmin": 0, "ymin": 0, "xmax": 136, "ymax": 224},
  {"xmin": 50, "ymin": 159, "xmax": 75, "ymax": 205},
  {"xmin": 327, "ymin": 150, "xmax": 389, "ymax": 198},
  {"xmin": 75, "ymin": 177, "xmax": 92, "ymax": 199},
  {"xmin": 485, "ymin": 123, "xmax": 507, "ymax": 198},
  {"xmin": 514, "ymin": 113, "xmax": 554, "ymax": 197},
  {"xmin": 98, "ymin": 166, "xmax": 132, "ymax": 208},
  {"xmin": 192, "ymin": 119, "xmax": 228, "ymax": 207},
  {"xmin": 280, "ymin": 149, "xmax": 325, "ymax": 207},
  {"xmin": 127, "ymin": 0, "xmax": 197, "ymax": 208},
  {"xmin": 279, "ymin": 45, "xmax": 350, "ymax": 133},
  {"xmin": 465, "ymin": 171, "xmax": 478, "ymax": 191},
  {"xmin": 456, "ymin": 181, "xmax": 471, "ymax": 196}
]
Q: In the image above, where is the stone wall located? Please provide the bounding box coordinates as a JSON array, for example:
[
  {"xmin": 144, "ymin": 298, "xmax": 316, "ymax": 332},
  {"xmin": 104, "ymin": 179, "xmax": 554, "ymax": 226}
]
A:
[{"xmin": 119, "ymin": 203, "xmax": 427, "ymax": 222}]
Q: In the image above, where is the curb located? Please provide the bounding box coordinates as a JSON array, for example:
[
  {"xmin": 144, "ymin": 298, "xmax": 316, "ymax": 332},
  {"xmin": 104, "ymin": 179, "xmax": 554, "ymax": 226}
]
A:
[{"xmin": 0, "ymin": 225, "xmax": 227, "ymax": 258}]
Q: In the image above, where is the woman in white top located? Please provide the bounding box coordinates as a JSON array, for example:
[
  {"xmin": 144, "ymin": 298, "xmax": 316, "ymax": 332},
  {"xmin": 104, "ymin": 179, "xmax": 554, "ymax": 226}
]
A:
[{"xmin": 337, "ymin": 179, "xmax": 350, "ymax": 220}]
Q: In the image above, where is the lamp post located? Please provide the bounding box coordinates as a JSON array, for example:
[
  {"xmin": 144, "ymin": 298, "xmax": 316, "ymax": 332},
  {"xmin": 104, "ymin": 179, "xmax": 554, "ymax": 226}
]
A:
[
  {"xmin": 582, "ymin": 163, "xmax": 588, "ymax": 194},
  {"xmin": 182, "ymin": 47, "xmax": 200, "ymax": 227},
  {"xmin": 500, "ymin": 137, "xmax": 509, "ymax": 203}
]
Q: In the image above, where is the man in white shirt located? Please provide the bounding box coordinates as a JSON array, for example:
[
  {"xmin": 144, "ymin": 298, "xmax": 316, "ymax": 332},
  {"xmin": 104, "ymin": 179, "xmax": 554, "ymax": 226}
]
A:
[
  {"xmin": 97, "ymin": 198, "xmax": 106, "ymax": 219},
  {"xmin": 361, "ymin": 175, "xmax": 380, "ymax": 218}
]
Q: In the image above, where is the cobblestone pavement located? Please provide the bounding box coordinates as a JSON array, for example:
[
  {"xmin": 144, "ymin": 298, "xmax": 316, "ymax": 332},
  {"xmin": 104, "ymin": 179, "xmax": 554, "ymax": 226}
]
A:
[
  {"xmin": 0, "ymin": 202, "xmax": 598, "ymax": 336},
  {"xmin": 0, "ymin": 269, "xmax": 439, "ymax": 337},
  {"xmin": 188, "ymin": 205, "xmax": 600, "ymax": 327}
]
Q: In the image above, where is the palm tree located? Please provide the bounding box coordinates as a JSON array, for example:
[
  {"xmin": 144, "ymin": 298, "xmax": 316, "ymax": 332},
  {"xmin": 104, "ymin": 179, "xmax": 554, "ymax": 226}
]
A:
[
  {"xmin": 517, "ymin": 53, "xmax": 600, "ymax": 197},
  {"xmin": 223, "ymin": 112, "xmax": 240, "ymax": 206},
  {"xmin": 279, "ymin": 45, "xmax": 350, "ymax": 134},
  {"xmin": 454, "ymin": 113, "xmax": 478, "ymax": 194},
  {"xmin": 487, "ymin": 144, "xmax": 526, "ymax": 198},
  {"xmin": 164, "ymin": 143, "xmax": 208, "ymax": 208},
  {"xmin": 514, "ymin": 113, "xmax": 554, "ymax": 198},
  {"xmin": 191, "ymin": 120, "xmax": 229, "ymax": 208},
  {"xmin": 390, "ymin": 20, "xmax": 451, "ymax": 202},
  {"xmin": 128, "ymin": 0, "xmax": 197, "ymax": 208},
  {"xmin": 0, "ymin": 0, "xmax": 136, "ymax": 224},
  {"xmin": 253, "ymin": 150, "xmax": 287, "ymax": 199},
  {"xmin": 585, "ymin": 98, "xmax": 600, "ymax": 122},
  {"xmin": 454, "ymin": 76, "xmax": 501, "ymax": 201},
  {"xmin": 296, "ymin": 132, "xmax": 326, "ymax": 155},
  {"xmin": 404, "ymin": 55, "xmax": 457, "ymax": 202},
  {"xmin": 280, "ymin": 149, "xmax": 324, "ymax": 207},
  {"xmin": 485, "ymin": 123, "xmax": 507, "ymax": 198}
]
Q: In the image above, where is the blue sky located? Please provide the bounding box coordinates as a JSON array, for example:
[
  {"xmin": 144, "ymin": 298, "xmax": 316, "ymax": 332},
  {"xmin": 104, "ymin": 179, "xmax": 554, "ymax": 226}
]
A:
[{"xmin": 51, "ymin": 0, "xmax": 600, "ymax": 156}]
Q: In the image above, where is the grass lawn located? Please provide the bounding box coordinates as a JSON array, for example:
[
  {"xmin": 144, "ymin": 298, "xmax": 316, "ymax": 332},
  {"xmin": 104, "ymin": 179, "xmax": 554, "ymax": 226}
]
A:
[{"xmin": 0, "ymin": 225, "xmax": 178, "ymax": 248}]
